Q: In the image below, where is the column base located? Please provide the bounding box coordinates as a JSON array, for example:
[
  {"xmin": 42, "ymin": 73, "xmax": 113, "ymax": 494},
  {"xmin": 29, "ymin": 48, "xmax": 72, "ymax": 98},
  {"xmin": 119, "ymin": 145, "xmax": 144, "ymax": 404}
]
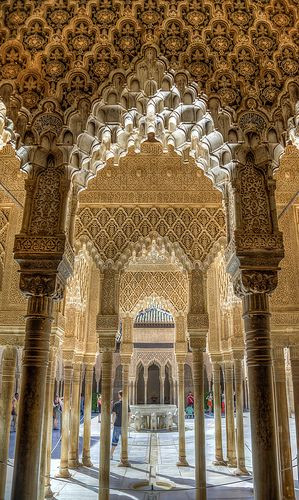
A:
[
  {"xmin": 45, "ymin": 486, "xmax": 54, "ymax": 498},
  {"xmin": 68, "ymin": 459, "xmax": 82, "ymax": 469},
  {"xmin": 56, "ymin": 468, "xmax": 72, "ymax": 479},
  {"xmin": 233, "ymin": 467, "xmax": 250, "ymax": 476},
  {"xmin": 227, "ymin": 460, "xmax": 237, "ymax": 468},
  {"xmin": 177, "ymin": 459, "xmax": 189, "ymax": 467},
  {"xmin": 82, "ymin": 458, "xmax": 93, "ymax": 467},
  {"xmin": 118, "ymin": 460, "xmax": 131, "ymax": 468},
  {"xmin": 212, "ymin": 459, "xmax": 227, "ymax": 466}
]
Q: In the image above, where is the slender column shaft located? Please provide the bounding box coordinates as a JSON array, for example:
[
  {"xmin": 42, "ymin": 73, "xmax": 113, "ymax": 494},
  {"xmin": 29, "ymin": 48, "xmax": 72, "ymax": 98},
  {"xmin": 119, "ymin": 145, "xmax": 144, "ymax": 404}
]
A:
[
  {"xmin": 144, "ymin": 376, "xmax": 148, "ymax": 404},
  {"xmin": 177, "ymin": 362, "xmax": 188, "ymax": 466},
  {"xmin": 233, "ymin": 358, "xmax": 248, "ymax": 475},
  {"xmin": 45, "ymin": 360, "xmax": 56, "ymax": 497},
  {"xmin": 82, "ymin": 365, "xmax": 94, "ymax": 467},
  {"xmin": 242, "ymin": 293, "xmax": 280, "ymax": 499},
  {"xmin": 11, "ymin": 296, "xmax": 53, "ymax": 500},
  {"xmin": 212, "ymin": 363, "xmax": 225, "ymax": 465},
  {"xmin": 57, "ymin": 365, "xmax": 73, "ymax": 478},
  {"xmin": 99, "ymin": 351, "xmax": 113, "ymax": 500},
  {"xmin": 0, "ymin": 347, "xmax": 17, "ymax": 500},
  {"xmin": 39, "ymin": 353, "xmax": 54, "ymax": 500},
  {"xmin": 224, "ymin": 362, "xmax": 237, "ymax": 467},
  {"xmin": 273, "ymin": 347, "xmax": 295, "ymax": 498},
  {"xmin": 160, "ymin": 377, "xmax": 165, "ymax": 404},
  {"xmin": 192, "ymin": 350, "xmax": 206, "ymax": 500},
  {"xmin": 119, "ymin": 363, "xmax": 130, "ymax": 467},
  {"xmin": 290, "ymin": 346, "xmax": 299, "ymax": 481},
  {"xmin": 69, "ymin": 363, "xmax": 81, "ymax": 468}
]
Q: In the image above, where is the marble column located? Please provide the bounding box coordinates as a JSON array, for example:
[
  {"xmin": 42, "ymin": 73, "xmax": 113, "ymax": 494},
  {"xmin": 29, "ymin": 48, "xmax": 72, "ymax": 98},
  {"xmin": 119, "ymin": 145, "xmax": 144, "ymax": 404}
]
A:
[
  {"xmin": 176, "ymin": 360, "xmax": 188, "ymax": 466},
  {"xmin": 273, "ymin": 346, "xmax": 295, "ymax": 498},
  {"xmin": 82, "ymin": 363, "xmax": 94, "ymax": 467},
  {"xmin": 57, "ymin": 363, "xmax": 73, "ymax": 478},
  {"xmin": 290, "ymin": 345, "xmax": 299, "ymax": 481},
  {"xmin": 133, "ymin": 381, "xmax": 136, "ymax": 405},
  {"xmin": 99, "ymin": 350, "xmax": 113, "ymax": 500},
  {"xmin": 144, "ymin": 366, "xmax": 148, "ymax": 404},
  {"xmin": 69, "ymin": 362, "xmax": 82, "ymax": 468},
  {"xmin": 39, "ymin": 349, "xmax": 55, "ymax": 500},
  {"xmin": 212, "ymin": 362, "xmax": 225, "ymax": 465},
  {"xmin": 233, "ymin": 357, "xmax": 248, "ymax": 475},
  {"xmin": 242, "ymin": 293, "xmax": 280, "ymax": 499},
  {"xmin": 192, "ymin": 346, "xmax": 206, "ymax": 500},
  {"xmin": 0, "ymin": 346, "xmax": 17, "ymax": 500},
  {"xmin": 45, "ymin": 350, "xmax": 57, "ymax": 498},
  {"xmin": 160, "ymin": 376, "xmax": 165, "ymax": 404},
  {"xmin": 223, "ymin": 361, "xmax": 237, "ymax": 467},
  {"xmin": 174, "ymin": 380, "xmax": 178, "ymax": 406},
  {"xmin": 11, "ymin": 296, "xmax": 53, "ymax": 500},
  {"xmin": 119, "ymin": 360, "xmax": 131, "ymax": 467}
]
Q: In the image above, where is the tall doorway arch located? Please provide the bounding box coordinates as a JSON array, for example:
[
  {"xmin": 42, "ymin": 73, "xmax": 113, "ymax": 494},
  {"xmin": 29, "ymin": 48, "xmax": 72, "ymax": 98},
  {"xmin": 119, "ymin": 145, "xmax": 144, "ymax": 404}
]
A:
[{"xmin": 147, "ymin": 363, "xmax": 160, "ymax": 404}]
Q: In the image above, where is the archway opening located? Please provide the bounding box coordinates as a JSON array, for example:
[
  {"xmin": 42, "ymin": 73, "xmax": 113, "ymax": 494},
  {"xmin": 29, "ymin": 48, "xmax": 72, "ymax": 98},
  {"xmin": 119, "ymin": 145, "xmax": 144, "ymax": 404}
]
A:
[{"xmin": 147, "ymin": 363, "xmax": 160, "ymax": 404}]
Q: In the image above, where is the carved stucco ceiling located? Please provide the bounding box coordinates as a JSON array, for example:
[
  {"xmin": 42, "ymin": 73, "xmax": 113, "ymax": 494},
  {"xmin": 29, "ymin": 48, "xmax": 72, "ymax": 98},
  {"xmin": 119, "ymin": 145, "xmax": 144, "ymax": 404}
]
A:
[{"xmin": 0, "ymin": 0, "xmax": 298, "ymax": 145}]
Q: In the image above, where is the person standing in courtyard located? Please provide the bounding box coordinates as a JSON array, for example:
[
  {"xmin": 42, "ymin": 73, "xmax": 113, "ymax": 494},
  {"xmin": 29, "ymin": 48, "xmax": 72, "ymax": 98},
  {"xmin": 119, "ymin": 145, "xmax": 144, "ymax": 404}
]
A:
[
  {"xmin": 186, "ymin": 391, "xmax": 194, "ymax": 409},
  {"xmin": 110, "ymin": 390, "xmax": 131, "ymax": 460},
  {"xmin": 11, "ymin": 392, "xmax": 19, "ymax": 431},
  {"xmin": 207, "ymin": 392, "xmax": 213, "ymax": 414},
  {"xmin": 53, "ymin": 395, "xmax": 62, "ymax": 430},
  {"xmin": 97, "ymin": 394, "xmax": 102, "ymax": 423}
]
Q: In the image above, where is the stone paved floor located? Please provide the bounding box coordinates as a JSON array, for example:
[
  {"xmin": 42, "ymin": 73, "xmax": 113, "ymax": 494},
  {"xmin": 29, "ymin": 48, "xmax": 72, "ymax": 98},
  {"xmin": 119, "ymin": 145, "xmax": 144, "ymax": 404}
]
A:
[{"xmin": 5, "ymin": 412, "xmax": 299, "ymax": 499}]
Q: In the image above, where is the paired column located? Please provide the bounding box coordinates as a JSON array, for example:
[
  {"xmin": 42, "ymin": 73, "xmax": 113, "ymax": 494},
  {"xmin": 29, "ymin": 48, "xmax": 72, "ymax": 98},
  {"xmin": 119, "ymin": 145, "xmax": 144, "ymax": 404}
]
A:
[
  {"xmin": 242, "ymin": 292, "xmax": 280, "ymax": 499},
  {"xmin": 68, "ymin": 361, "xmax": 82, "ymax": 468},
  {"xmin": 223, "ymin": 361, "xmax": 237, "ymax": 467},
  {"xmin": 272, "ymin": 346, "xmax": 295, "ymax": 498},
  {"xmin": 0, "ymin": 346, "xmax": 17, "ymax": 500},
  {"xmin": 191, "ymin": 339, "xmax": 207, "ymax": 500},
  {"xmin": 57, "ymin": 363, "xmax": 73, "ymax": 478},
  {"xmin": 82, "ymin": 362, "xmax": 94, "ymax": 467},
  {"xmin": 176, "ymin": 358, "xmax": 188, "ymax": 466},
  {"xmin": 11, "ymin": 296, "xmax": 53, "ymax": 500},
  {"xmin": 290, "ymin": 345, "xmax": 299, "ymax": 481},
  {"xmin": 211, "ymin": 361, "xmax": 225, "ymax": 465},
  {"xmin": 119, "ymin": 357, "xmax": 131, "ymax": 467},
  {"xmin": 99, "ymin": 349, "xmax": 114, "ymax": 500},
  {"xmin": 233, "ymin": 357, "xmax": 248, "ymax": 475}
]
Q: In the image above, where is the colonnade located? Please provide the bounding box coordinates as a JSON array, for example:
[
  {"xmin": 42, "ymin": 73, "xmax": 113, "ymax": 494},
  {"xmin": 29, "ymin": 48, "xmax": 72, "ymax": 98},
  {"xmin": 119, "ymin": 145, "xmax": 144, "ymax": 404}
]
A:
[
  {"xmin": 211, "ymin": 344, "xmax": 299, "ymax": 499},
  {"xmin": 0, "ymin": 338, "xmax": 299, "ymax": 499}
]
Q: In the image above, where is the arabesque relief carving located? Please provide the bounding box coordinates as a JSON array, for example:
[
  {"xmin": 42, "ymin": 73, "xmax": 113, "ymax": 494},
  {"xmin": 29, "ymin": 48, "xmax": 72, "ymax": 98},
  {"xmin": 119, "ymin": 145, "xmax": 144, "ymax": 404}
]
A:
[{"xmin": 119, "ymin": 271, "xmax": 188, "ymax": 316}]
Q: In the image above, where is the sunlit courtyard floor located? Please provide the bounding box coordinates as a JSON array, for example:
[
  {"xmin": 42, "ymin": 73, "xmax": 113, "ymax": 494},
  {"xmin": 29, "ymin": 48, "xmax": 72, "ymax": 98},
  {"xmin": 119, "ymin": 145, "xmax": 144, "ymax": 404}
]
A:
[{"xmin": 5, "ymin": 412, "xmax": 299, "ymax": 499}]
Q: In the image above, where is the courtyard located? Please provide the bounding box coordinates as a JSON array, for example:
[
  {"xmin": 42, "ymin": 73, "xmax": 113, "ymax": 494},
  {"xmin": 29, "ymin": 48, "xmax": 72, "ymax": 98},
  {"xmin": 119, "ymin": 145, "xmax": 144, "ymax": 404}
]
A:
[{"xmin": 5, "ymin": 414, "xmax": 299, "ymax": 499}]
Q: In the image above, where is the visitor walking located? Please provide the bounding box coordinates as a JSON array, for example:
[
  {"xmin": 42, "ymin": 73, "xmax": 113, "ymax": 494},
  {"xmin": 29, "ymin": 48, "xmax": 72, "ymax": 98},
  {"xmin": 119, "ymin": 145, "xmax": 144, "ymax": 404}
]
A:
[
  {"xmin": 110, "ymin": 390, "xmax": 131, "ymax": 460},
  {"xmin": 11, "ymin": 392, "xmax": 19, "ymax": 431},
  {"xmin": 207, "ymin": 392, "xmax": 213, "ymax": 414},
  {"xmin": 186, "ymin": 391, "xmax": 194, "ymax": 408},
  {"xmin": 97, "ymin": 394, "xmax": 102, "ymax": 423},
  {"xmin": 221, "ymin": 393, "xmax": 225, "ymax": 414},
  {"xmin": 53, "ymin": 395, "xmax": 62, "ymax": 430}
]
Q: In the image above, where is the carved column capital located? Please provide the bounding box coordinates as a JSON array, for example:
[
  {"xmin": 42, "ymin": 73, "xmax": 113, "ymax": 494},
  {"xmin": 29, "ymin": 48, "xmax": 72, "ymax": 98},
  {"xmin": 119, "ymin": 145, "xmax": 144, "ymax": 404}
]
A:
[
  {"xmin": 189, "ymin": 331, "xmax": 207, "ymax": 352},
  {"xmin": 233, "ymin": 269, "xmax": 279, "ymax": 297},
  {"xmin": 98, "ymin": 335, "xmax": 115, "ymax": 353}
]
